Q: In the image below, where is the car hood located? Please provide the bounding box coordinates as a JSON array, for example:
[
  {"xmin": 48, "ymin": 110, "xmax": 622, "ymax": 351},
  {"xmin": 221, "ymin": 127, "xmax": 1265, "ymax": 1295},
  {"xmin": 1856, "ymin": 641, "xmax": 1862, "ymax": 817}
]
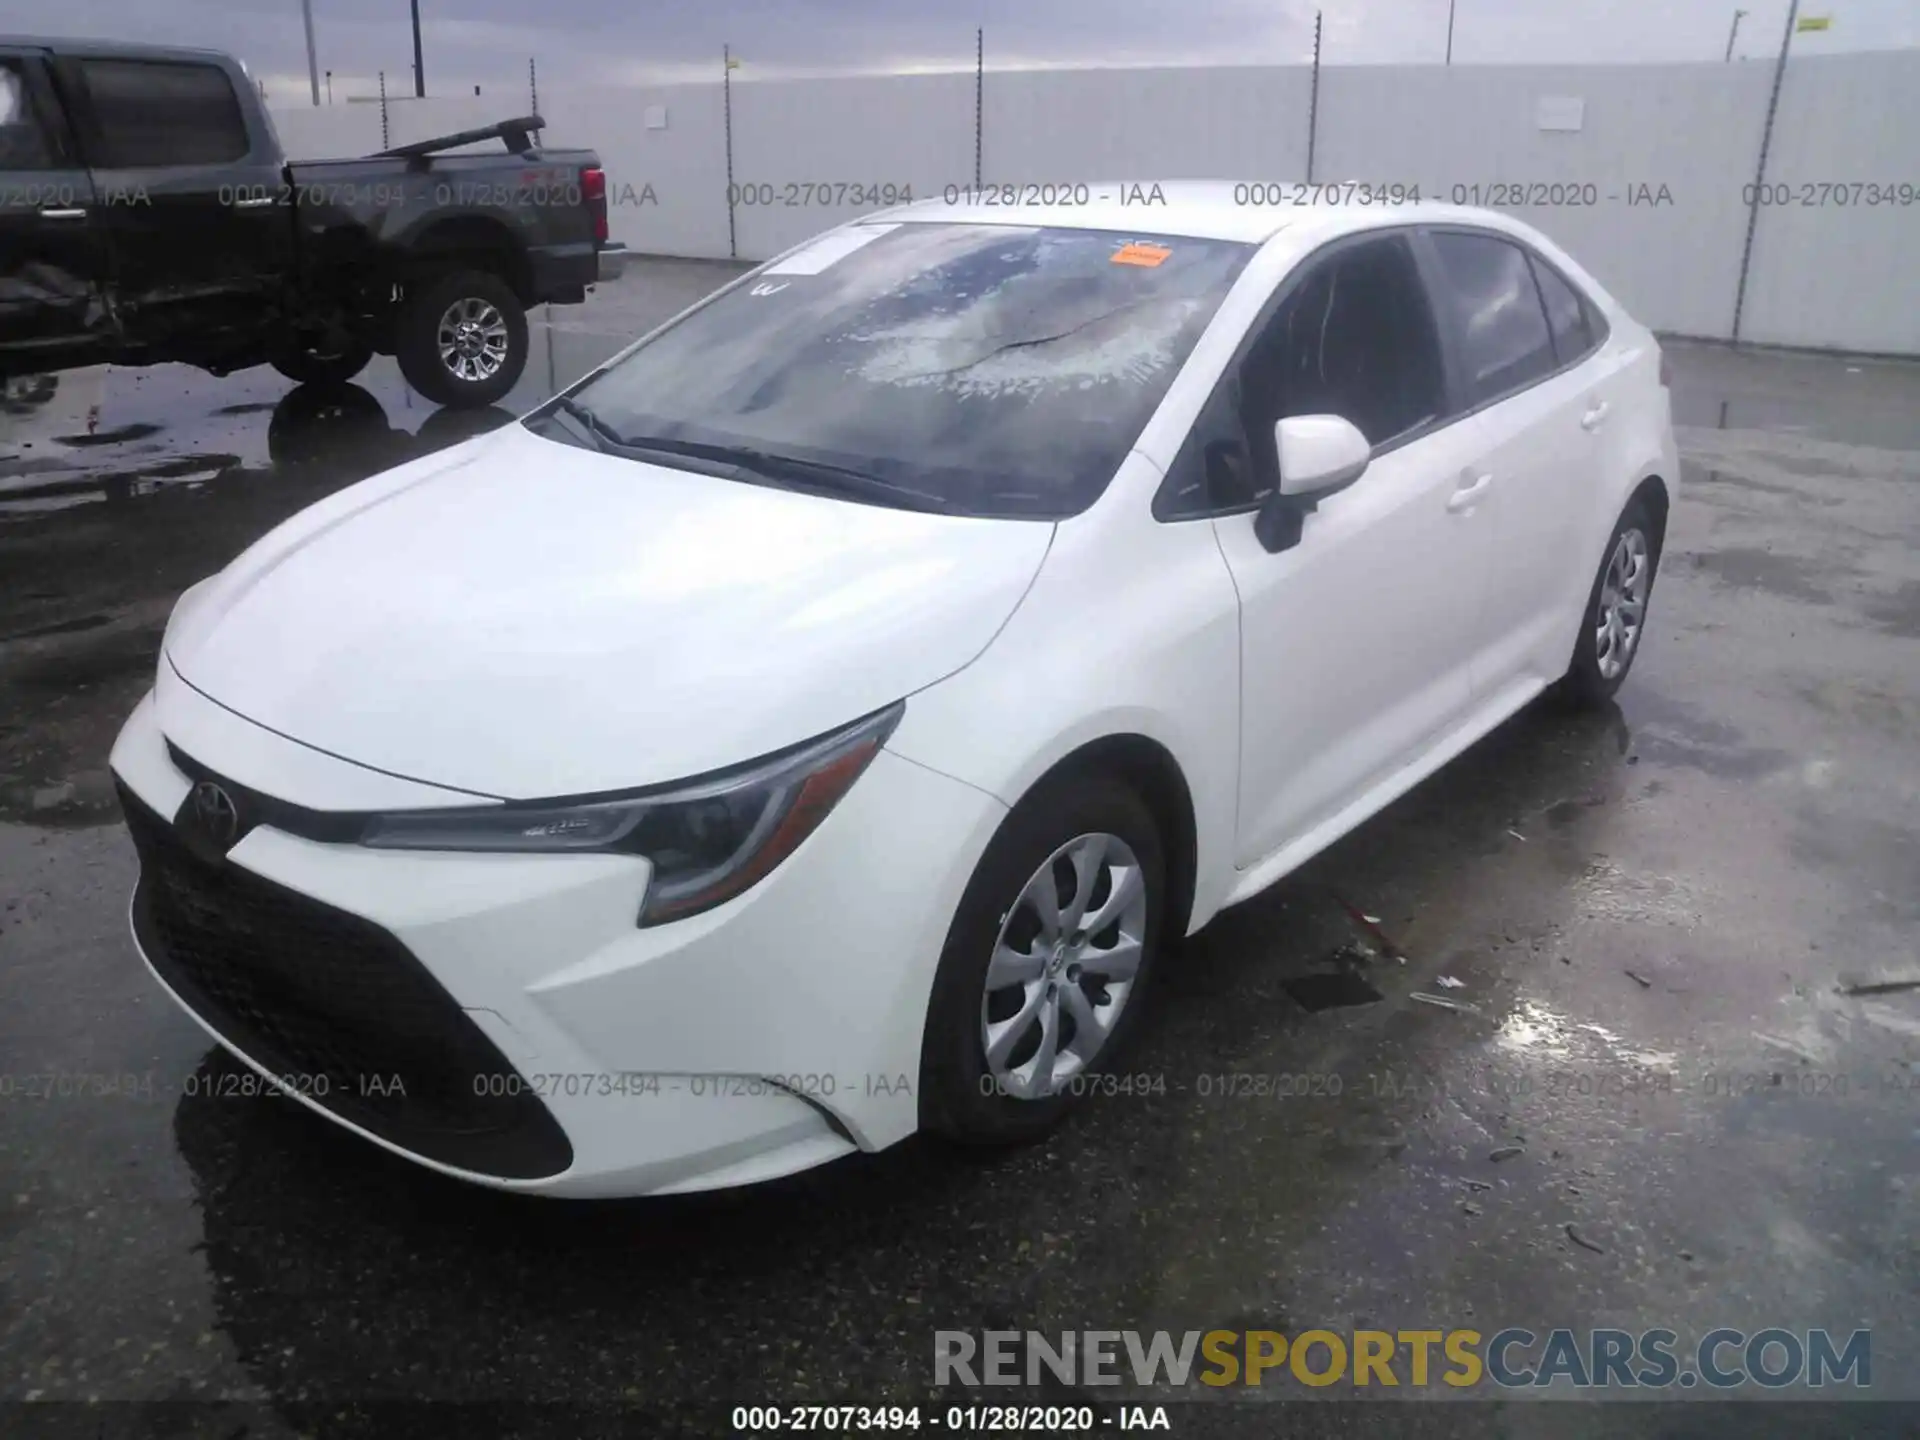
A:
[{"xmin": 165, "ymin": 423, "xmax": 1054, "ymax": 799}]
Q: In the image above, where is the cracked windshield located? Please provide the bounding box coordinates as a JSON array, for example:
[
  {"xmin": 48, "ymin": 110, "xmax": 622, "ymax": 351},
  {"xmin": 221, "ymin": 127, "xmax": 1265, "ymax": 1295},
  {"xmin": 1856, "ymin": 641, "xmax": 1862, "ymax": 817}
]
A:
[{"xmin": 560, "ymin": 223, "xmax": 1252, "ymax": 515}]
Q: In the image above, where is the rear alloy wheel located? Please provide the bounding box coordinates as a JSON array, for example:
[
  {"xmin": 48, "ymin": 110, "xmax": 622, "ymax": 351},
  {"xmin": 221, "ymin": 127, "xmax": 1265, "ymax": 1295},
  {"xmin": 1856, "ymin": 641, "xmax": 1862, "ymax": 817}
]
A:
[
  {"xmin": 395, "ymin": 269, "xmax": 528, "ymax": 409},
  {"xmin": 921, "ymin": 776, "xmax": 1165, "ymax": 1144},
  {"xmin": 1563, "ymin": 498, "xmax": 1659, "ymax": 705}
]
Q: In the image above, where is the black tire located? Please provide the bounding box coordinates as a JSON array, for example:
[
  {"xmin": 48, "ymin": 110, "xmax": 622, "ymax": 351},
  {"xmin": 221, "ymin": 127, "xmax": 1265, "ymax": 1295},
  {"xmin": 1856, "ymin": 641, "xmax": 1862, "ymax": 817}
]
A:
[
  {"xmin": 1561, "ymin": 496, "xmax": 1660, "ymax": 706},
  {"xmin": 268, "ymin": 334, "xmax": 373, "ymax": 388},
  {"xmin": 395, "ymin": 269, "xmax": 528, "ymax": 409},
  {"xmin": 920, "ymin": 774, "xmax": 1167, "ymax": 1145}
]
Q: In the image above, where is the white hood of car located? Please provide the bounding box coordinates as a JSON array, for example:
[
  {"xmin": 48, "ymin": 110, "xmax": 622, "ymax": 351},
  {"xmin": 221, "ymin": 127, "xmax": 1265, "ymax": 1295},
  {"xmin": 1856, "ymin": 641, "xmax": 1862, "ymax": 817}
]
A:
[{"xmin": 164, "ymin": 423, "xmax": 1053, "ymax": 799}]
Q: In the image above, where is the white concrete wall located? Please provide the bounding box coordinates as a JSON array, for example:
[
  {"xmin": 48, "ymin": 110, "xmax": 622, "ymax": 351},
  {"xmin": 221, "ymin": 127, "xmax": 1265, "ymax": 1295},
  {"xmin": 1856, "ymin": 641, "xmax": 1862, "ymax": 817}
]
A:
[
  {"xmin": 1739, "ymin": 52, "xmax": 1920, "ymax": 355},
  {"xmin": 1314, "ymin": 63, "xmax": 1778, "ymax": 342},
  {"xmin": 537, "ymin": 83, "xmax": 732, "ymax": 260},
  {"xmin": 730, "ymin": 74, "xmax": 975, "ymax": 259},
  {"xmin": 986, "ymin": 66, "xmax": 1313, "ymax": 183},
  {"xmin": 271, "ymin": 102, "xmax": 383, "ymax": 160},
  {"xmin": 272, "ymin": 96, "xmax": 503, "ymax": 159},
  {"xmin": 268, "ymin": 52, "xmax": 1920, "ymax": 354}
]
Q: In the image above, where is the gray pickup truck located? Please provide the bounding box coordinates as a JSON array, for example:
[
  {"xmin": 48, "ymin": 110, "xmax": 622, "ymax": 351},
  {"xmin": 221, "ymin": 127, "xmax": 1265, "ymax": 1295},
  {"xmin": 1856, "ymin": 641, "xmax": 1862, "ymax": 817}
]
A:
[{"xmin": 0, "ymin": 36, "xmax": 626, "ymax": 407}]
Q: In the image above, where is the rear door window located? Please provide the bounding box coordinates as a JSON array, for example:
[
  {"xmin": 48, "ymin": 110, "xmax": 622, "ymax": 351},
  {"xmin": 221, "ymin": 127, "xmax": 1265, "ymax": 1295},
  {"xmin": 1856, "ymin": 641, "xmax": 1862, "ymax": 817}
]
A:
[
  {"xmin": 77, "ymin": 59, "xmax": 249, "ymax": 168},
  {"xmin": 1426, "ymin": 230, "xmax": 1558, "ymax": 405},
  {"xmin": 1530, "ymin": 255, "xmax": 1600, "ymax": 366}
]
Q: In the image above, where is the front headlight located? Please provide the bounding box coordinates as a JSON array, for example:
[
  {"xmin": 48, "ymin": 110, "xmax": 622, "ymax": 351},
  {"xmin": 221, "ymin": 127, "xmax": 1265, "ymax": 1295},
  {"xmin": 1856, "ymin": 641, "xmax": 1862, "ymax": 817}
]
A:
[{"xmin": 359, "ymin": 702, "xmax": 903, "ymax": 925}]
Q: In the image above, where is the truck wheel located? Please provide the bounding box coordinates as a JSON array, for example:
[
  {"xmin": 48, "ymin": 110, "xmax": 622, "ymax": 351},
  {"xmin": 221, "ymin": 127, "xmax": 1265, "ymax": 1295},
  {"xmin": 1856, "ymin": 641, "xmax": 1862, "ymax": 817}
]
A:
[
  {"xmin": 268, "ymin": 334, "xmax": 373, "ymax": 388},
  {"xmin": 396, "ymin": 270, "xmax": 528, "ymax": 409}
]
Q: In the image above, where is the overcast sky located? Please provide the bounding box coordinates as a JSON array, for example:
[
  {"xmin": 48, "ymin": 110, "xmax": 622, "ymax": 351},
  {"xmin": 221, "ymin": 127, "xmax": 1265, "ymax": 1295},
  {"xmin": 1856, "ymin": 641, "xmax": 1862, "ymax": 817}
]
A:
[{"xmin": 10, "ymin": 0, "xmax": 1916, "ymax": 101}]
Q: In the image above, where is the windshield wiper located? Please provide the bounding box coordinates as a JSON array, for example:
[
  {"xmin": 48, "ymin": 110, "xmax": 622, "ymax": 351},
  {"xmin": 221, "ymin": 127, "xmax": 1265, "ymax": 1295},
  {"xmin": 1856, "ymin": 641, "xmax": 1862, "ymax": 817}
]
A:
[
  {"xmin": 602, "ymin": 433, "xmax": 954, "ymax": 514},
  {"xmin": 534, "ymin": 401, "xmax": 951, "ymax": 513},
  {"xmin": 536, "ymin": 395, "xmax": 629, "ymax": 455}
]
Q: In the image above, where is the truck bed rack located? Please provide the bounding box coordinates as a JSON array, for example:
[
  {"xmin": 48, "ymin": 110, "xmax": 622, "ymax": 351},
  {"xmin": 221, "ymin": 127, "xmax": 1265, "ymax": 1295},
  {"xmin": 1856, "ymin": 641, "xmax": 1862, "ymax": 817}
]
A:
[{"xmin": 378, "ymin": 116, "xmax": 547, "ymax": 160}]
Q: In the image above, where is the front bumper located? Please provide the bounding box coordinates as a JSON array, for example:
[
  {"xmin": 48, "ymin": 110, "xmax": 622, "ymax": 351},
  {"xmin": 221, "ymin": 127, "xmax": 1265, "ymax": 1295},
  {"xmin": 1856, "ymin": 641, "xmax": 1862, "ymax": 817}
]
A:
[{"xmin": 109, "ymin": 681, "xmax": 1005, "ymax": 1197}]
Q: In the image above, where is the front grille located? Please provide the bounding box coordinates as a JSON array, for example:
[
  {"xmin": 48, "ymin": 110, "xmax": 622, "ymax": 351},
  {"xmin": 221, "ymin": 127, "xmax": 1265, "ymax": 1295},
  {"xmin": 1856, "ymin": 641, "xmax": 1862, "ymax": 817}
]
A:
[{"xmin": 120, "ymin": 781, "xmax": 573, "ymax": 1180}]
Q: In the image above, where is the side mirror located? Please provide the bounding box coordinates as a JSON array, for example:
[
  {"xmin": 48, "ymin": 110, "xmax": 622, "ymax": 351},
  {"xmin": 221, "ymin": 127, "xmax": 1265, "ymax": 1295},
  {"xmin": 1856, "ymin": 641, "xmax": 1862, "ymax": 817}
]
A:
[
  {"xmin": 1252, "ymin": 415, "xmax": 1372, "ymax": 554},
  {"xmin": 1276, "ymin": 414, "xmax": 1371, "ymax": 497}
]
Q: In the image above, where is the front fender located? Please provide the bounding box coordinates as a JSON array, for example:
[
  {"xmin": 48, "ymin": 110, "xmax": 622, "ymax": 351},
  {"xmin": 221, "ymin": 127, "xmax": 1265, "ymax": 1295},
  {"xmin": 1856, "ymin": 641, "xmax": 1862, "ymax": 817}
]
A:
[{"xmin": 886, "ymin": 482, "xmax": 1244, "ymax": 935}]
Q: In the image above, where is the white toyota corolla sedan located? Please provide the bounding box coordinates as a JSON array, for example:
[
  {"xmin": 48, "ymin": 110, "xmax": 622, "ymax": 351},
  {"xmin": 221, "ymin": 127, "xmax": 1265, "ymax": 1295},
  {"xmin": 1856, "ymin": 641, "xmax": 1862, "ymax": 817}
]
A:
[{"xmin": 110, "ymin": 185, "xmax": 1676, "ymax": 1197}]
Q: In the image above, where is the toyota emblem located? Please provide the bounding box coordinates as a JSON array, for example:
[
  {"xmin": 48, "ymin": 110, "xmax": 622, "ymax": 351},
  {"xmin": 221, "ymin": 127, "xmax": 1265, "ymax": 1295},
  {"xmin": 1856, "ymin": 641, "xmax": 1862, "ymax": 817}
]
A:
[{"xmin": 189, "ymin": 780, "xmax": 241, "ymax": 850}]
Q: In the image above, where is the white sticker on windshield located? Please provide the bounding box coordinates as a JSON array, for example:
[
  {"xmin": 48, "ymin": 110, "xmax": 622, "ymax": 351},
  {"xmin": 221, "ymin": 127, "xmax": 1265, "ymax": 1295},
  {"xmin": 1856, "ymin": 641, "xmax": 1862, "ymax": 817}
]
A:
[{"xmin": 762, "ymin": 223, "xmax": 902, "ymax": 276}]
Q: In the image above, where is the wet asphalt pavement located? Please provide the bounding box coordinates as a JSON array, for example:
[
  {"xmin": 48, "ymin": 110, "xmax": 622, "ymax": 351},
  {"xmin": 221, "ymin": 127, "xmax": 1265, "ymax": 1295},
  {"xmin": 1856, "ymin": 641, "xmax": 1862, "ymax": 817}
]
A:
[{"xmin": 1, "ymin": 265, "xmax": 1918, "ymax": 1439}]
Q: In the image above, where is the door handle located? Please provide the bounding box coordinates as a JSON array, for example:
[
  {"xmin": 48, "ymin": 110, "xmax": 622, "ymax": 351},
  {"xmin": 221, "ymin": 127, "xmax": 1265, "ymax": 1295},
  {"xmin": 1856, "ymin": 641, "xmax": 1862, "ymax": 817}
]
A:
[
  {"xmin": 1446, "ymin": 472, "xmax": 1493, "ymax": 513},
  {"xmin": 231, "ymin": 195, "xmax": 278, "ymax": 209},
  {"xmin": 38, "ymin": 207, "xmax": 87, "ymax": 220},
  {"xmin": 1581, "ymin": 400, "xmax": 1611, "ymax": 431}
]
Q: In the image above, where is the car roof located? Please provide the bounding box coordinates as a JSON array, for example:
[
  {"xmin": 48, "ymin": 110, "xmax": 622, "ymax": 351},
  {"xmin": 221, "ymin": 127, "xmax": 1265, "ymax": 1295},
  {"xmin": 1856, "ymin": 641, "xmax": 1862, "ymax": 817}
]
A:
[
  {"xmin": 882, "ymin": 180, "xmax": 1547, "ymax": 248},
  {"xmin": 0, "ymin": 35, "xmax": 238, "ymax": 64}
]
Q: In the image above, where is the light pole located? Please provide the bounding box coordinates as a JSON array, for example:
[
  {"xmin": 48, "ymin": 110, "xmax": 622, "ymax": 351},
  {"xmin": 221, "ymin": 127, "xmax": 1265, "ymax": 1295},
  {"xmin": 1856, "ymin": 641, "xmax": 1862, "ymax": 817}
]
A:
[
  {"xmin": 1446, "ymin": 0, "xmax": 1457, "ymax": 64},
  {"xmin": 301, "ymin": 0, "xmax": 320, "ymax": 105},
  {"xmin": 410, "ymin": 0, "xmax": 425, "ymax": 97},
  {"xmin": 1725, "ymin": 8, "xmax": 1748, "ymax": 60}
]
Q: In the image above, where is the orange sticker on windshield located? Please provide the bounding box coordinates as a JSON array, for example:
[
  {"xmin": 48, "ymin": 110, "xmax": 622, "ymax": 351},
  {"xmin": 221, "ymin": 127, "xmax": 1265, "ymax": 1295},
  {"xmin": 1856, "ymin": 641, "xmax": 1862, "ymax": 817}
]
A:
[{"xmin": 1111, "ymin": 241, "xmax": 1172, "ymax": 268}]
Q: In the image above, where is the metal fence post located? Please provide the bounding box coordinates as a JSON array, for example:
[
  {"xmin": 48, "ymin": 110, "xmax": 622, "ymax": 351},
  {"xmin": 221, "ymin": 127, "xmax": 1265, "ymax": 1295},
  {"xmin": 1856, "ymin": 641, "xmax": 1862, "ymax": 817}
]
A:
[
  {"xmin": 1730, "ymin": 0, "xmax": 1800, "ymax": 341},
  {"xmin": 723, "ymin": 44, "xmax": 737, "ymax": 260},
  {"xmin": 410, "ymin": 0, "xmax": 425, "ymax": 97},
  {"xmin": 1306, "ymin": 12, "xmax": 1322, "ymax": 183},
  {"xmin": 974, "ymin": 28, "xmax": 984, "ymax": 187},
  {"xmin": 301, "ymin": 0, "xmax": 320, "ymax": 106}
]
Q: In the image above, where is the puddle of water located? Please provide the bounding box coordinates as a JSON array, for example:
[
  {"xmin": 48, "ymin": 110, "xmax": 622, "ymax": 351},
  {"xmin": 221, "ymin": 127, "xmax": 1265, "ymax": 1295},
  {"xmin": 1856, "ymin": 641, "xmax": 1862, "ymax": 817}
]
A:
[
  {"xmin": 0, "ymin": 381, "xmax": 518, "ymax": 520},
  {"xmin": 1284, "ymin": 972, "xmax": 1385, "ymax": 1012},
  {"xmin": 1493, "ymin": 997, "xmax": 1678, "ymax": 1069},
  {"xmin": 56, "ymin": 422, "xmax": 163, "ymax": 447},
  {"xmin": 0, "ymin": 491, "xmax": 105, "ymax": 518},
  {"xmin": 1615, "ymin": 688, "xmax": 1790, "ymax": 782},
  {"xmin": 1691, "ymin": 547, "xmax": 1837, "ymax": 606},
  {"xmin": 0, "ymin": 455, "xmax": 251, "ymax": 519}
]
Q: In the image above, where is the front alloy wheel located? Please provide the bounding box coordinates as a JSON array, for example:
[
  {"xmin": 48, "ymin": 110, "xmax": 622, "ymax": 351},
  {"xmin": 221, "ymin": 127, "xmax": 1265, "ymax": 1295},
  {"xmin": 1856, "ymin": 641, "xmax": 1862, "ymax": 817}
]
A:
[
  {"xmin": 921, "ymin": 775, "xmax": 1165, "ymax": 1144},
  {"xmin": 981, "ymin": 832, "xmax": 1149, "ymax": 1100}
]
